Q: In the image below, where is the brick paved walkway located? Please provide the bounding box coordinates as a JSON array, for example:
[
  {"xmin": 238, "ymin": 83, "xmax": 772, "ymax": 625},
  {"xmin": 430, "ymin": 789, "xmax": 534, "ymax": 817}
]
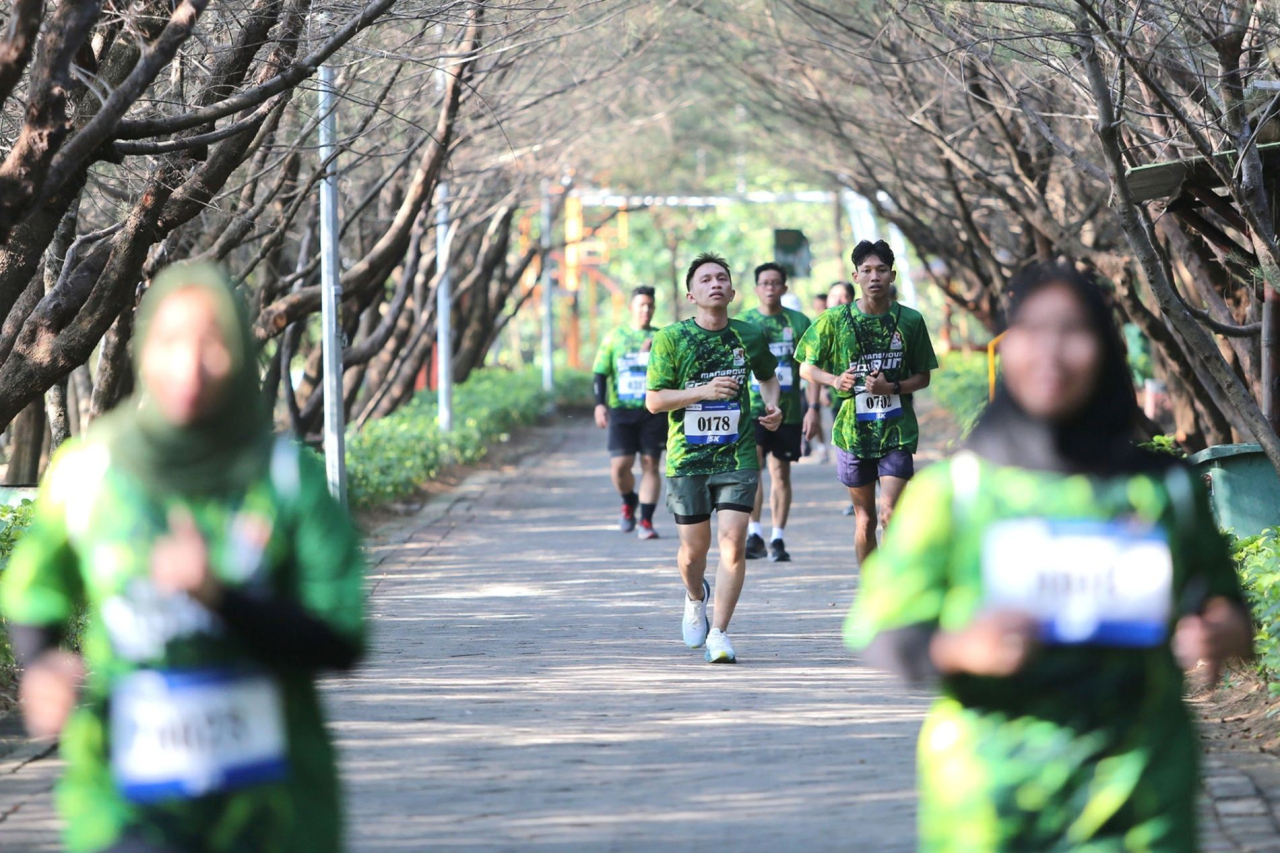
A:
[{"xmin": 3, "ymin": 414, "xmax": 1280, "ymax": 851}]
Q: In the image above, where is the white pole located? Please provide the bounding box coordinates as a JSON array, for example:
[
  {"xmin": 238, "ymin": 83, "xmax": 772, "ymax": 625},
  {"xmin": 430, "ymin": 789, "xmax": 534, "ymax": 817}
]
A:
[
  {"xmin": 436, "ymin": 181, "xmax": 453, "ymax": 433},
  {"xmin": 540, "ymin": 179, "xmax": 555, "ymax": 402},
  {"xmin": 318, "ymin": 61, "xmax": 346, "ymax": 505}
]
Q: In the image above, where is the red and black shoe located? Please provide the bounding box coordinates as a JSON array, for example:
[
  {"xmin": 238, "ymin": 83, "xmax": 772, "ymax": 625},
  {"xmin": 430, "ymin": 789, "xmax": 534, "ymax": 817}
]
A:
[
  {"xmin": 637, "ymin": 519, "xmax": 659, "ymax": 540},
  {"xmin": 619, "ymin": 502, "xmax": 637, "ymax": 533}
]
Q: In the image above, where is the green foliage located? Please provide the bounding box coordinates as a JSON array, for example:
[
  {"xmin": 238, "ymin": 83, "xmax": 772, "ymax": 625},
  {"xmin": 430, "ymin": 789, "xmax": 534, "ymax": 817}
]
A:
[
  {"xmin": 1139, "ymin": 435, "xmax": 1187, "ymax": 459},
  {"xmin": 0, "ymin": 500, "xmax": 36, "ymax": 697},
  {"xmin": 346, "ymin": 366, "xmax": 591, "ymax": 508},
  {"xmin": 930, "ymin": 352, "xmax": 991, "ymax": 438},
  {"xmin": 1229, "ymin": 530, "xmax": 1280, "ymax": 692}
]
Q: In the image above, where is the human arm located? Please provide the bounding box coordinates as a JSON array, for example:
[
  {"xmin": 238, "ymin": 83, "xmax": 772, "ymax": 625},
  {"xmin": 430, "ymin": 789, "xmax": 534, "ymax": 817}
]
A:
[
  {"xmin": 592, "ymin": 373, "xmax": 609, "ymax": 428},
  {"xmin": 646, "ymin": 379, "xmax": 737, "ymax": 414},
  {"xmin": 865, "ymin": 370, "xmax": 931, "ymax": 396},
  {"xmin": 756, "ymin": 376, "xmax": 782, "ymax": 431},
  {"xmin": 799, "ymin": 362, "xmax": 857, "ymax": 394}
]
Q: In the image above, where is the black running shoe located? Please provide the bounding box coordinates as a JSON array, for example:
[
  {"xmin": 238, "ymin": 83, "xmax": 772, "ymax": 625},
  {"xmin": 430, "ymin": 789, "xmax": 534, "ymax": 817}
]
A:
[
  {"xmin": 745, "ymin": 533, "xmax": 767, "ymax": 560},
  {"xmin": 768, "ymin": 539, "xmax": 791, "ymax": 562}
]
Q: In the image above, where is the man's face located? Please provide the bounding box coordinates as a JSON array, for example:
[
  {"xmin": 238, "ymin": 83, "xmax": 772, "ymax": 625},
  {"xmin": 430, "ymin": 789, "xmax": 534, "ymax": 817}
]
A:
[
  {"xmin": 631, "ymin": 294, "xmax": 655, "ymax": 327},
  {"xmin": 828, "ymin": 285, "xmax": 851, "ymax": 306},
  {"xmin": 855, "ymin": 254, "xmax": 896, "ymax": 300},
  {"xmin": 754, "ymin": 269, "xmax": 787, "ymax": 309},
  {"xmin": 811, "ymin": 295, "xmax": 828, "ymax": 314},
  {"xmin": 687, "ymin": 262, "xmax": 735, "ymax": 309}
]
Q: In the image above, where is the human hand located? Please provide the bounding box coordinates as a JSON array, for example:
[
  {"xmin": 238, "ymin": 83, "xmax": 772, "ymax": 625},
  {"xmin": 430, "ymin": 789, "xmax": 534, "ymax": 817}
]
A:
[
  {"xmin": 864, "ymin": 370, "xmax": 894, "ymax": 396},
  {"xmin": 802, "ymin": 407, "xmax": 820, "ymax": 440},
  {"xmin": 702, "ymin": 376, "xmax": 740, "ymax": 402},
  {"xmin": 833, "ymin": 370, "xmax": 858, "ymax": 394},
  {"xmin": 151, "ymin": 508, "xmax": 222, "ymax": 608},
  {"xmin": 1174, "ymin": 596, "xmax": 1253, "ymax": 687},
  {"xmin": 759, "ymin": 404, "xmax": 783, "ymax": 432},
  {"xmin": 594, "ymin": 404, "xmax": 609, "ymax": 429},
  {"xmin": 930, "ymin": 610, "xmax": 1040, "ymax": 677},
  {"xmin": 20, "ymin": 651, "xmax": 85, "ymax": 739}
]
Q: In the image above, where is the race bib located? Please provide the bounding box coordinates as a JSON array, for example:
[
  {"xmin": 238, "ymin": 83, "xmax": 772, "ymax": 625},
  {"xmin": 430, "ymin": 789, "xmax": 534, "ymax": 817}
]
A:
[
  {"xmin": 684, "ymin": 401, "xmax": 741, "ymax": 445},
  {"xmin": 982, "ymin": 518, "xmax": 1174, "ymax": 647},
  {"xmin": 616, "ymin": 353, "xmax": 649, "ymax": 402},
  {"xmin": 855, "ymin": 390, "xmax": 902, "ymax": 421},
  {"xmin": 111, "ymin": 668, "xmax": 289, "ymax": 803}
]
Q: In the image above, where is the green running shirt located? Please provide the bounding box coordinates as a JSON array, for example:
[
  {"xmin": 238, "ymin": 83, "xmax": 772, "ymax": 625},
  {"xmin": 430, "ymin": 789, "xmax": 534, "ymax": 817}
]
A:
[
  {"xmin": 591, "ymin": 324, "xmax": 658, "ymax": 410},
  {"xmin": 738, "ymin": 306, "xmax": 811, "ymax": 425},
  {"xmin": 0, "ymin": 437, "xmax": 365, "ymax": 853},
  {"xmin": 794, "ymin": 302, "xmax": 938, "ymax": 458},
  {"xmin": 646, "ymin": 317, "xmax": 778, "ymax": 477},
  {"xmin": 846, "ymin": 455, "xmax": 1245, "ymax": 853}
]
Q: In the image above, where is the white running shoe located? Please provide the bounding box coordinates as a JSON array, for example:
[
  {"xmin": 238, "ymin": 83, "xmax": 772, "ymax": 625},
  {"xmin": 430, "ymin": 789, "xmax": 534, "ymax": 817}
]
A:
[
  {"xmin": 682, "ymin": 580, "xmax": 710, "ymax": 648},
  {"xmin": 705, "ymin": 628, "xmax": 736, "ymax": 664}
]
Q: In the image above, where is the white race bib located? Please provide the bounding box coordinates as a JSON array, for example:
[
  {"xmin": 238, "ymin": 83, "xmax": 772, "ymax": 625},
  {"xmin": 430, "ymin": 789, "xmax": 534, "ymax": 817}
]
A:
[
  {"xmin": 111, "ymin": 668, "xmax": 289, "ymax": 803},
  {"xmin": 616, "ymin": 352, "xmax": 649, "ymax": 402},
  {"xmin": 982, "ymin": 518, "xmax": 1174, "ymax": 647},
  {"xmin": 684, "ymin": 401, "xmax": 741, "ymax": 445},
  {"xmin": 854, "ymin": 390, "xmax": 902, "ymax": 421}
]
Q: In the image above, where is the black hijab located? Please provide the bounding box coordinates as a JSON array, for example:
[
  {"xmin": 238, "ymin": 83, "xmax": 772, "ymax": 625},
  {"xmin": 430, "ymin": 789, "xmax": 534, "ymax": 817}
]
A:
[{"xmin": 966, "ymin": 262, "xmax": 1173, "ymax": 477}]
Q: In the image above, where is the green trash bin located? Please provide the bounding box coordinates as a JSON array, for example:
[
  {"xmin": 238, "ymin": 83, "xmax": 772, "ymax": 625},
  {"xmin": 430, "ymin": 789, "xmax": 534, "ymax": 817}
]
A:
[{"xmin": 1188, "ymin": 443, "xmax": 1280, "ymax": 537}]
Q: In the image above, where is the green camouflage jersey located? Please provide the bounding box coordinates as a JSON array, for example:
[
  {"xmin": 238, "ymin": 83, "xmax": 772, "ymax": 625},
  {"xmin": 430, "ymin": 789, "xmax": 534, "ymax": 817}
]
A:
[
  {"xmin": 646, "ymin": 317, "xmax": 778, "ymax": 477},
  {"xmin": 846, "ymin": 454, "xmax": 1244, "ymax": 853},
  {"xmin": 591, "ymin": 324, "xmax": 658, "ymax": 410},
  {"xmin": 794, "ymin": 302, "xmax": 938, "ymax": 458},
  {"xmin": 0, "ymin": 437, "xmax": 364, "ymax": 853},
  {"xmin": 739, "ymin": 306, "xmax": 811, "ymax": 424}
]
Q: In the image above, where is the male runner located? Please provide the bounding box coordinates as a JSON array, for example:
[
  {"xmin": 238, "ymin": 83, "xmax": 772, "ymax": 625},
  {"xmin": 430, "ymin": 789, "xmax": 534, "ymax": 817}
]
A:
[
  {"xmin": 797, "ymin": 241, "xmax": 938, "ymax": 565},
  {"xmin": 593, "ymin": 286, "xmax": 664, "ymax": 539},
  {"xmin": 646, "ymin": 253, "xmax": 782, "ymax": 664},
  {"xmin": 739, "ymin": 263, "xmax": 811, "ymax": 562},
  {"xmin": 823, "ymin": 283, "xmax": 855, "ymax": 509}
]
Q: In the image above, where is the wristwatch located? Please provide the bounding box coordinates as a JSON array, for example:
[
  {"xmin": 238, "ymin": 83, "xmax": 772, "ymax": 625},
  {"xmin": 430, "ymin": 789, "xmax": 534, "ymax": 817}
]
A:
[{"xmin": 893, "ymin": 380, "xmax": 902, "ymax": 395}]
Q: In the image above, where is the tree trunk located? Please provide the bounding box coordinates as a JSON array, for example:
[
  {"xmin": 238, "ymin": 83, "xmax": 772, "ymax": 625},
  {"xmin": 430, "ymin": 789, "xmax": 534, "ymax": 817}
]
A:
[{"xmin": 5, "ymin": 397, "xmax": 45, "ymax": 484}]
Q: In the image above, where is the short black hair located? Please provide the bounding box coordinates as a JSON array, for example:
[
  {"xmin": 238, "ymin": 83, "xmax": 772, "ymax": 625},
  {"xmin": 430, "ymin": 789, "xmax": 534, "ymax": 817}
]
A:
[
  {"xmin": 828, "ymin": 281, "xmax": 855, "ymax": 301},
  {"xmin": 813, "ymin": 293, "xmax": 828, "ymax": 305},
  {"xmin": 754, "ymin": 262, "xmax": 787, "ymax": 285},
  {"xmin": 685, "ymin": 252, "xmax": 732, "ymax": 290},
  {"xmin": 631, "ymin": 285, "xmax": 655, "ymax": 300},
  {"xmin": 852, "ymin": 240, "xmax": 895, "ymax": 270}
]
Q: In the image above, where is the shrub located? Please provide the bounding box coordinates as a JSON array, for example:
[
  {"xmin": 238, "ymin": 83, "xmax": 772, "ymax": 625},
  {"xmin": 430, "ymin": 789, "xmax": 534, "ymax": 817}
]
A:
[
  {"xmin": 1229, "ymin": 530, "xmax": 1280, "ymax": 692},
  {"xmin": 929, "ymin": 351, "xmax": 990, "ymax": 438},
  {"xmin": 0, "ymin": 500, "xmax": 36, "ymax": 696},
  {"xmin": 347, "ymin": 365, "xmax": 590, "ymax": 508}
]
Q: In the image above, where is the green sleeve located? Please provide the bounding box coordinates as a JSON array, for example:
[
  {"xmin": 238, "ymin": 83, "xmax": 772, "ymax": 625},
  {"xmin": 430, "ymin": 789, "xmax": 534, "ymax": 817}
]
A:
[
  {"xmin": 748, "ymin": 327, "xmax": 779, "ymax": 381},
  {"xmin": 793, "ymin": 311, "xmax": 811, "ymax": 341},
  {"xmin": 288, "ymin": 450, "xmax": 366, "ymax": 645},
  {"xmin": 0, "ymin": 443, "xmax": 85, "ymax": 628},
  {"xmin": 910, "ymin": 315, "xmax": 940, "ymax": 374},
  {"xmin": 591, "ymin": 331, "xmax": 614, "ymax": 376},
  {"xmin": 845, "ymin": 462, "xmax": 955, "ymax": 649},
  {"xmin": 794, "ymin": 314, "xmax": 830, "ymax": 369},
  {"xmin": 647, "ymin": 329, "xmax": 678, "ymax": 391}
]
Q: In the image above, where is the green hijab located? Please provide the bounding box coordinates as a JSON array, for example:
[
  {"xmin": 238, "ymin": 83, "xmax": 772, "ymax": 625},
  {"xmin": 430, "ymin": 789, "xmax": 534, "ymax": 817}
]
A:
[{"xmin": 98, "ymin": 261, "xmax": 274, "ymax": 496}]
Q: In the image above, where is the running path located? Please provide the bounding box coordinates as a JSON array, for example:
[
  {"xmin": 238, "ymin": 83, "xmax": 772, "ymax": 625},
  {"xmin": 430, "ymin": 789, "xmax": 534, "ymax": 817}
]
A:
[
  {"xmin": 5, "ymin": 406, "xmax": 1280, "ymax": 850},
  {"xmin": 331, "ymin": 416, "xmax": 925, "ymax": 852}
]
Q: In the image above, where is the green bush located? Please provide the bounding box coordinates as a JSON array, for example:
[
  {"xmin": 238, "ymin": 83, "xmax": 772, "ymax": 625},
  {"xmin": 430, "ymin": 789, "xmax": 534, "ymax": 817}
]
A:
[
  {"xmin": 347, "ymin": 366, "xmax": 591, "ymax": 508},
  {"xmin": 929, "ymin": 351, "xmax": 991, "ymax": 438},
  {"xmin": 0, "ymin": 500, "xmax": 36, "ymax": 696},
  {"xmin": 1230, "ymin": 530, "xmax": 1280, "ymax": 692}
]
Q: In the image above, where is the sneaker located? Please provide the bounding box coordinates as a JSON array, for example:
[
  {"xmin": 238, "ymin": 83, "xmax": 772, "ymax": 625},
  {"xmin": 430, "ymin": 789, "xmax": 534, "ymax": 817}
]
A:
[
  {"xmin": 768, "ymin": 538, "xmax": 791, "ymax": 562},
  {"xmin": 705, "ymin": 628, "xmax": 737, "ymax": 664},
  {"xmin": 619, "ymin": 502, "xmax": 637, "ymax": 533},
  {"xmin": 637, "ymin": 520, "xmax": 659, "ymax": 540},
  {"xmin": 745, "ymin": 533, "xmax": 767, "ymax": 560},
  {"xmin": 682, "ymin": 580, "xmax": 710, "ymax": 648},
  {"xmin": 841, "ymin": 503, "xmax": 856, "ymax": 517}
]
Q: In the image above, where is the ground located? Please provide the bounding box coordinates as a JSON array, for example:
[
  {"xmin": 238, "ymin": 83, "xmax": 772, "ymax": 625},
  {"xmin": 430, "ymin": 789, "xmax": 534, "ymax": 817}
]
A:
[{"xmin": 1, "ymin": 406, "xmax": 1280, "ymax": 851}]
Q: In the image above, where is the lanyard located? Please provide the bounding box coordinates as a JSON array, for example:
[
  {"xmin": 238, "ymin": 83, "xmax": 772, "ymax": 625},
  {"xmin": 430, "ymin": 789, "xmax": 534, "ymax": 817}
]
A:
[{"xmin": 845, "ymin": 302, "xmax": 901, "ymax": 369}]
